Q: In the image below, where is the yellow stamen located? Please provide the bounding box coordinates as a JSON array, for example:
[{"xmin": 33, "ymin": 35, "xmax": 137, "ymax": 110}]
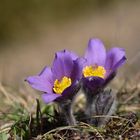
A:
[
  {"xmin": 53, "ymin": 76, "xmax": 72, "ymax": 94},
  {"xmin": 83, "ymin": 65, "xmax": 106, "ymax": 78}
]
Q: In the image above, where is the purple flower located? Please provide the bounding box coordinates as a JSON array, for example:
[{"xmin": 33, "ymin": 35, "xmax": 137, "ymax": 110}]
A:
[
  {"xmin": 82, "ymin": 38, "xmax": 126, "ymax": 92},
  {"xmin": 26, "ymin": 50, "xmax": 83, "ymax": 104}
]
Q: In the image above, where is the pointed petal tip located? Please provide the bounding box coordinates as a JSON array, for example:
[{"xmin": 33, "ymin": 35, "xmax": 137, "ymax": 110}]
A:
[
  {"xmin": 24, "ymin": 77, "xmax": 31, "ymax": 83},
  {"xmin": 88, "ymin": 38, "xmax": 104, "ymax": 45},
  {"xmin": 86, "ymin": 38, "xmax": 106, "ymax": 66}
]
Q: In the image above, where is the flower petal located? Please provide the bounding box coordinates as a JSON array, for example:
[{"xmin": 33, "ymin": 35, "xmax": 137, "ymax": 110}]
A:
[
  {"xmin": 85, "ymin": 38, "xmax": 106, "ymax": 66},
  {"xmin": 39, "ymin": 66, "xmax": 55, "ymax": 84},
  {"xmin": 82, "ymin": 77, "xmax": 105, "ymax": 93},
  {"xmin": 70, "ymin": 57, "xmax": 86, "ymax": 82},
  {"xmin": 62, "ymin": 81, "xmax": 80, "ymax": 100},
  {"xmin": 105, "ymin": 47, "xmax": 126, "ymax": 71},
  {"xmin": 113, "ymin": 56, "xmax": 126, "ymax": 70},
  {"xmin": 26, "ymin": 75, "xmax": 53, "ymax": 93},
  {"xmin": 65, "ymin": 50, "xmax": 78, "ymax": 60},
  {"xmin": 52, "ymin": 50, "xmax": 78, "ymax": 79},
  {"xmin": 103, "ymin": 71, "xmax": 116, "ymax": 87},
  {"xmin": 42, "ymin": 93, "xmax": 61, "ymax": 103}
]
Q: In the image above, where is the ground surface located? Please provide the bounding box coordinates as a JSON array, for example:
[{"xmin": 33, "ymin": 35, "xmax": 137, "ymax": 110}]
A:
[{"xmin": 0, "ymin": 76, "xmax": 140, "ymax": 139}]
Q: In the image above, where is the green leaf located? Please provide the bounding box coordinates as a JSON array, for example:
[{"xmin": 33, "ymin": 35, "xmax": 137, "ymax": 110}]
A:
[{"xmin": 0, "ymin": 132, "xmax": 9, "ymax": 140}]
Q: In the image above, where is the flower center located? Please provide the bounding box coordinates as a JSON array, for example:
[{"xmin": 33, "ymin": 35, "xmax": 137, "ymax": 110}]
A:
[
  {"xmin": 53, "ymin": 76, "xmax": 72, "ymax": 94},
  {"xmin": 83, "ymin": 65, "xmax": 106, "ymax": 78}
]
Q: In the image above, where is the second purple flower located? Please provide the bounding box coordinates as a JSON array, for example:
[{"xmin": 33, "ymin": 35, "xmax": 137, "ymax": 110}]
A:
[{"xmin": 82, "ymin": 38, "xmax": 126, "ymax": 93}]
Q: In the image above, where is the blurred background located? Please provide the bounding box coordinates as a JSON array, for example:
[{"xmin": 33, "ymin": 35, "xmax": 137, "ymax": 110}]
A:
[{"xmin": 0, "ymin": 0, "xmax": 140, "ymax": 88}]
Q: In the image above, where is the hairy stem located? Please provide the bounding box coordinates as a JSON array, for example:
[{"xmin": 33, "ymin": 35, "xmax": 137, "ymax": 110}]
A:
[{"xmin": 58, "ymin": 100, "xmax": 76, "ymax": 126}]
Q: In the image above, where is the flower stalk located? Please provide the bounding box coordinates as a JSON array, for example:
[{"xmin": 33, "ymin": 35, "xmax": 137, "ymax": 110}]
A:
[
  {"xmin": 83, "ymin": 87, "xmax": 101, "ymax": 117},
  {"xmin": 84, "ymin": 89, "xmax": 117, "ymax": 126},
  {"xmin": 58, "ymin": 100, "xmax": 76, "ymax": 125}
]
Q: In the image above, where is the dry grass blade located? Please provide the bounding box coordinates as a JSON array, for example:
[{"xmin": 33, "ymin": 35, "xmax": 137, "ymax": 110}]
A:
[{"xmin": 123, "ymin": 89, "xmax": 140, "ymax": 104}]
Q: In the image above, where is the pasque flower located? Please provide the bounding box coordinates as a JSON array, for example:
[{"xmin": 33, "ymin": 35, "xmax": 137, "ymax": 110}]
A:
[
  {"xmin": 82, "ymin": 38, "xmax": 126, "ymax": 118},
  {"xmin": 26, "ymin": 50, "xmax": 84, "ymax": 125},
  {"xmin": 82, "ymin": 38, "xmax": 126, "ymax": 93}
]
